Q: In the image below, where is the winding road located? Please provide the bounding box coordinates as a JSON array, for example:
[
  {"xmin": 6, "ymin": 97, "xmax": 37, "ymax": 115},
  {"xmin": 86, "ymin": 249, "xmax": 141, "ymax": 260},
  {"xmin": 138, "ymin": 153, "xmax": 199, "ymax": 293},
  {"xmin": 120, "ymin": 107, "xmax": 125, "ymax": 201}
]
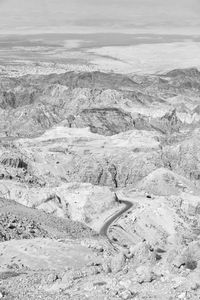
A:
[{"xmin": 99, "ymin": 197, "xmax": 133, "ymax": 249}]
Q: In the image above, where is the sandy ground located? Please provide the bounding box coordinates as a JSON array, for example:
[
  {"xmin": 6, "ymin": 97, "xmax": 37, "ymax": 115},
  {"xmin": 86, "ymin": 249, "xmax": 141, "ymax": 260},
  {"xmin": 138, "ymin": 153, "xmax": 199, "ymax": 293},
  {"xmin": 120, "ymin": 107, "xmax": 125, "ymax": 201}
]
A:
[
  {"xmin": 0, "ymin": 34, "xmax": 200, "ymax": 76},
  {"xmin": 88, "ymin": 41, "xmax": 200, "ymax": 74},
  {"xmin": 0, "ymin": 238, "xmax": 99, "ymax": 272}
]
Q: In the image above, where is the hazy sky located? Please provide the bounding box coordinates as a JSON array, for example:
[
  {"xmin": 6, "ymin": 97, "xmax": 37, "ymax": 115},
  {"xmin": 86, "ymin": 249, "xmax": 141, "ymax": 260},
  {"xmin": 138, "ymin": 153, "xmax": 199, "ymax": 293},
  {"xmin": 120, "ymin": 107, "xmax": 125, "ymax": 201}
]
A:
[{"xmin": 0, "ymin": 0, "xmax": 199, "ymax": 34}]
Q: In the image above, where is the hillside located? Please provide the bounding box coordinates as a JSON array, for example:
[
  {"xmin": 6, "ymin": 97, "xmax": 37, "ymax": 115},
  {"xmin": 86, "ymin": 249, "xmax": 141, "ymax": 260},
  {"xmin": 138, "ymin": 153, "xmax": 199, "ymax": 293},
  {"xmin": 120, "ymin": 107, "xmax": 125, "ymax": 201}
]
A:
[{"xmin": 1, "ymin": 68, "xmax": 200, "ymax": 299}]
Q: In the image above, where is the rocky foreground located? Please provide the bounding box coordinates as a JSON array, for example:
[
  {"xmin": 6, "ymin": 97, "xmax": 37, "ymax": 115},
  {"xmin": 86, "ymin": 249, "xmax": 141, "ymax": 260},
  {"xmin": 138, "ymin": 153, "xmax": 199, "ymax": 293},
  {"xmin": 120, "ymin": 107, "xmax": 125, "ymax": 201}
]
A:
[{"xmin": 0, "ymin": 68, "xmax": 200, "ymax": 299}]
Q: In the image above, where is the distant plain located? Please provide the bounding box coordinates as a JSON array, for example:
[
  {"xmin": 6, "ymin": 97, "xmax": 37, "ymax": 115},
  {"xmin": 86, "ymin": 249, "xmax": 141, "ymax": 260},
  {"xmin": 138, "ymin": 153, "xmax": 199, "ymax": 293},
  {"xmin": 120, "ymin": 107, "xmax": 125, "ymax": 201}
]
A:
[{"xmin": 1, "ymin": 33, "xmax": 200, "ymax": 74}]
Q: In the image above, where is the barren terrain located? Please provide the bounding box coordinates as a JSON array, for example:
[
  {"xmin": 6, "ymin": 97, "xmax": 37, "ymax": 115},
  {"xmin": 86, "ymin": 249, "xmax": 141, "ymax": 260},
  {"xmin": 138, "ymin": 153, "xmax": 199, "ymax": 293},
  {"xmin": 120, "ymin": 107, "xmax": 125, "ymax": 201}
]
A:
[{"xmin": 0, "ymin": 48, "xmax": 200, "ymax": 299}]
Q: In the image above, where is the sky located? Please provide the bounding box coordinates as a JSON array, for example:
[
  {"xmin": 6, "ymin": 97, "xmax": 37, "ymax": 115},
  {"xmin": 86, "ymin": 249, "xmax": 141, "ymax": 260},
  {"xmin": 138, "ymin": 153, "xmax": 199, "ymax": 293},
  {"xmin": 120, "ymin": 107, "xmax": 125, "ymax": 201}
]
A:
[{"xmin": 0, "ymin": 0, "xmax": 199, "ymax": 34}]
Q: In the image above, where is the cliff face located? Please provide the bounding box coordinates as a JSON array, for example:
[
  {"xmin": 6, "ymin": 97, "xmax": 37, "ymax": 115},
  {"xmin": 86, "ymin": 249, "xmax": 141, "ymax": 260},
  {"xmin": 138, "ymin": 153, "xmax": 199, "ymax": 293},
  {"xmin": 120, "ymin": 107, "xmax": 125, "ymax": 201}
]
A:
[{"xmin": 70, "ymin": 107, "xmax": 135, "ymax": 135}]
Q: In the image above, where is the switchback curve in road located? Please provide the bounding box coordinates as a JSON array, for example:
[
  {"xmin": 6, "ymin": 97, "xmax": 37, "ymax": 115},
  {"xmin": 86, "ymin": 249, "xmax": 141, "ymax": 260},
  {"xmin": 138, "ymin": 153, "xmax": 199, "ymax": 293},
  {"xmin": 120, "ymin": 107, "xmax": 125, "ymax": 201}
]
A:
[{"xmin": 99, "ymin": 198, "xmax": 133, "ymax": 248}]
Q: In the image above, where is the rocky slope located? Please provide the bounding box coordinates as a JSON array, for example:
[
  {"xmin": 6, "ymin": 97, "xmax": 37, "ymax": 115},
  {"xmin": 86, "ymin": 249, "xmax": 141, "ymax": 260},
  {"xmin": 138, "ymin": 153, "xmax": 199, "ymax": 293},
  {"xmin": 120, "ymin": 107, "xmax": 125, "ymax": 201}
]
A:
[
  {"xmin": 0, "ymin": 68, "xmax": 199, "ymax": 138},
  {"xmin": 1, "ymin": 67, "xmax": 200, "ymax": 299}
]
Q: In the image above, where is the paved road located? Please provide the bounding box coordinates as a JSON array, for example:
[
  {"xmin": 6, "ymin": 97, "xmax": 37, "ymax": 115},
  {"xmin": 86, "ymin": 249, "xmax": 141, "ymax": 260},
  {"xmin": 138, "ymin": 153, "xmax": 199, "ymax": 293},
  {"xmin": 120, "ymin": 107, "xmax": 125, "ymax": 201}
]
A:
[{"xmin": 99, "ymin": 198, "xmax": 133, "ymax": 248}]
